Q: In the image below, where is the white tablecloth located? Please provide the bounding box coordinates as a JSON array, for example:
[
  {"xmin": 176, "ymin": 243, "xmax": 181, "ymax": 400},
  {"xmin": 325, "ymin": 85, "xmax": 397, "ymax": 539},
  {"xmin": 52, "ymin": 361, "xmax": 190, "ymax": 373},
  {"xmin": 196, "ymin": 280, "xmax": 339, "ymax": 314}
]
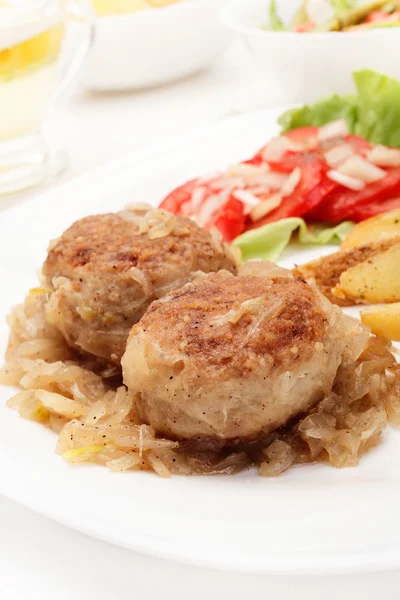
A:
[{"xmin": 1, "ymin": 42, "xmax": 399, "ymax": 598}]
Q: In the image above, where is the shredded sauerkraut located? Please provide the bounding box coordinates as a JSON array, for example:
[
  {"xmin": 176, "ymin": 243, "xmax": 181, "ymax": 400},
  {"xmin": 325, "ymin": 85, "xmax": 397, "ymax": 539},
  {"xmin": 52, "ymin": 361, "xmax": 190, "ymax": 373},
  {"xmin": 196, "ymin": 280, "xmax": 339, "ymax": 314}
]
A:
[
  {"xmin": 259, "ymin": 335, "xmax": 399, "ymax": 476},
  {"xmin": 1, "ymin": 290, "xmax": 400, "ymax": 477}
]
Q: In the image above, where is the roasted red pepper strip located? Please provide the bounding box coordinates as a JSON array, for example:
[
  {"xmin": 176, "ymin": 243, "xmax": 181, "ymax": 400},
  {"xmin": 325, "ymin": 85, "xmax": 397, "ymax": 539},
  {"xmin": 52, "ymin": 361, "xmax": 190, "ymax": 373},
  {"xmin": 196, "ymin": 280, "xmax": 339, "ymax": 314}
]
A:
[
  {"xmin": 160, "ymin": 179, "xmax": 245, "ymax": 241},
  {"xmin": 310, "ymin": 167, "xmax": 400, "ymax": 223},
  {"xmin": 160, "ymin": 126, "xmax": 400, "ymax": 239},
  {"xmin": 346, "ymin": 134, "xmax": 372, "ymax": 154},
  {"xmin": 207, "ymin": 196, "xmax": 246, "ymax": 242},
  {"xmin": 160, "ymin": 179, "xmax": 198, "ymax": 214},
  {"xmin": 247, "ymin": 158, "xmax": 331, "ymax": 229},
  {"xmin": 285, "ymin": 127, "xmax": 319, "ymax": 143},
  {"xmin": 347, "ymin": 195, "xmax": 400, "ymax": 222},
  {"xmin": 252, "ymin": 127, "xmax": 319, "ymax": 172},
  {"xmin": 253, "ymin": 131, "xmax": 371, "ymax": 173}
]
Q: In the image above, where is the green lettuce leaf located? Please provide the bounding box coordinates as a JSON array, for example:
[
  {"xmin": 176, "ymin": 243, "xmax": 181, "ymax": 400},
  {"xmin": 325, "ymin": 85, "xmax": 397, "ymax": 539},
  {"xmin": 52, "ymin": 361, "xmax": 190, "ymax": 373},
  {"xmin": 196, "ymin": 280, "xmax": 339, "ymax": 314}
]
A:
[
  {"xmin": 233, "ymin": 218, "xmax": 353, "ymax": 262},
  {"xmin": 278, "ymin": 69, "xmax": 400, "ymax": 148},
  {"xmin": 331, "ymin": 0, "xmax": 358, "ymax": 15},
  {"xmin": 353, "ymin": 69, "xmax": 400, "ymax": 147},
  {"xmin": 291, "ymin": 0, "xmax": 310, "ymax": 28},
  {"xmin": 269, "ymin": 0, "xmax": 286, "ymax": 30},
  {"xmin": 278, "ymin": 94, "xmax": 359, "ymax": 132},
  {"xmin": 383, "ymin": 2, "xmax": 398, "ymax": 12}
]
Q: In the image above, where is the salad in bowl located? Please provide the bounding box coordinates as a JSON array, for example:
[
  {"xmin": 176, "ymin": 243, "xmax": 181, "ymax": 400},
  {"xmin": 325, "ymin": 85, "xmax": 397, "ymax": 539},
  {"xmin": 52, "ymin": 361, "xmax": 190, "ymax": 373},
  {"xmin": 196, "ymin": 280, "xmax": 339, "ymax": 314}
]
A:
[
  {"xmin": 221, "ymin": 0, "xmax": 400, "ymax": 103},
  {"xmin": 267, "ymin": 0, "xmax": 400, "ymax": 32}
]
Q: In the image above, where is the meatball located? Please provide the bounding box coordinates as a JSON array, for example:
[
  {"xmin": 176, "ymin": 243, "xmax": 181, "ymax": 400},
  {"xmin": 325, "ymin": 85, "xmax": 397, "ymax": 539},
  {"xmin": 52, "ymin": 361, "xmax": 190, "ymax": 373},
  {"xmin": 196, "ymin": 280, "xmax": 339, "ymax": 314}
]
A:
[
  {"xmin": 42, "ymin": 206, "xmax": 239, "ymax": 365},
  {"xmin": 122, "ymin": 261, "xmax": 366, "ymax": 451}
]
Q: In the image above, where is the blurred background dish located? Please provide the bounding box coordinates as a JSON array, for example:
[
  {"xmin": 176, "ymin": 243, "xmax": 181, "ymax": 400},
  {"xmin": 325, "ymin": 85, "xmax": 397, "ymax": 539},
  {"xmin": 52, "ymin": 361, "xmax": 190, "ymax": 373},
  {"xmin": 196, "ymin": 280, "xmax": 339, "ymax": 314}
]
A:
[
  {"xmin": 92, "ymin": 0, "xmax": 183, "ymax": 16},
  {"xmin": 83, "ymin": 0, "xmax": 233, "ymax": 90},
  {"xmin": 220, "ymin": 0, "xmax": 400, "ymax": 104},
  {"xmin": 263, "ymin": 0, "xmax": 400, "ymax": 33}
]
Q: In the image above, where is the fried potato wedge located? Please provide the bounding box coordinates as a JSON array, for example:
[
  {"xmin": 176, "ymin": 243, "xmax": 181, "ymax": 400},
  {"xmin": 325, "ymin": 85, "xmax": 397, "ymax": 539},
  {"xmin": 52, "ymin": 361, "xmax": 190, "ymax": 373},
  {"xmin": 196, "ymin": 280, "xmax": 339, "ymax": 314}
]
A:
[
  {"xmin": 333, "ymin": 242, "xmax": 400, "ymax": 304},
  {"xmin": 293, "ymin": 238, "xmax": 395, "ymax": 306},
  {"xmin": 341, "ymin": 208, "xmax": 400, "ymax": 250},
  {"xmin": 361, "ymin": 303, "xmax": 400, "ymax": 341}
]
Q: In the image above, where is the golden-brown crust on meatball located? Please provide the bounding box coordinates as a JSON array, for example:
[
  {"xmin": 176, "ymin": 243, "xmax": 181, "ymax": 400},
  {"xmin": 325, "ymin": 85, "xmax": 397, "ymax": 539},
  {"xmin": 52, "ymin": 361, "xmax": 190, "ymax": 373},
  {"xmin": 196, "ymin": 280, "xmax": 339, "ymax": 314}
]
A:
[
  {"xmin": 123, "ymin": 264, "xmax": 357, "ymax": 451},
  {"xmin": 42, "ymin": 208, "xmax": 239, "ymax": 365},
  {"xmin": 141, "ymin": 271, "xmax": 325, "ymax": 371},
  {"xmin": 44, "ymin": 211, "xmax": 237, "ymax": 280}
]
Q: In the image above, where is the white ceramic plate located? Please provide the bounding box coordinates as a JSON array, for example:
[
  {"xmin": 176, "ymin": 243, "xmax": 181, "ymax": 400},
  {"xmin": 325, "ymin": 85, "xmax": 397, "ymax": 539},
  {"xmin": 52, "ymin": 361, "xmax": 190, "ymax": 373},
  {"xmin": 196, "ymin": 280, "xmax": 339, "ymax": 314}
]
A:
[{"xmin": 1, "ymin": 108, "xmax": 400, "ymax": 576}]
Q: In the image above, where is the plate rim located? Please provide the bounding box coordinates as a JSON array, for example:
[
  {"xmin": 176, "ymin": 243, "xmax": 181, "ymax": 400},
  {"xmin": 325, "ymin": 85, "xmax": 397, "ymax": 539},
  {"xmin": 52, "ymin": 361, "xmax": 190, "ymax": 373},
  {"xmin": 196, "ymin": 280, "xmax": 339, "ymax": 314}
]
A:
[{"xmin": 1, "ymin": 464, "xmax": 400, "ymax": 576}]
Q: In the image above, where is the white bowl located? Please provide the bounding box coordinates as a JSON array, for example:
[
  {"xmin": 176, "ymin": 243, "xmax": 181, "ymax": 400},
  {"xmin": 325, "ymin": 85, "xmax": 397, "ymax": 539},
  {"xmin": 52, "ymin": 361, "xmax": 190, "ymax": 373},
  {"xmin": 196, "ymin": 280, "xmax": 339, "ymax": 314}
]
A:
[
  {"xmin": 82, "ymin": 0, "xmax": 232, "ymax": 90},
  {"xmin": 221, "ymin": 0, "xmax": 400, "ymax": 104}
]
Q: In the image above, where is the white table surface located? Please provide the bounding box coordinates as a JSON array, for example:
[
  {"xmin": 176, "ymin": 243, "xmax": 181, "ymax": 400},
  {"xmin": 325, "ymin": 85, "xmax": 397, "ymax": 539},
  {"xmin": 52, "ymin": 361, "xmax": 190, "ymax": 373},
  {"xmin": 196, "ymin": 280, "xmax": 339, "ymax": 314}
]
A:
[
  {"xmin": 2, "ymin": 40, "xmax": 269, "ymax": 212},
  {"xmin": 1, "ymin": 41, "xmax": 400, "ymax": 599}
]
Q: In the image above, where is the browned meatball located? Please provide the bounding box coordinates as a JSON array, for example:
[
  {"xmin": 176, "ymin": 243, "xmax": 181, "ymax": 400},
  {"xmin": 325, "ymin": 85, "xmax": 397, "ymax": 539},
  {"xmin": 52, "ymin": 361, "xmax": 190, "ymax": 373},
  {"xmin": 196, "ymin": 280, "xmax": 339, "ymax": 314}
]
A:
[
  {"xmin": 122, "ymin": 261, "xmax": 365, "ymax": 451},
  {"xmin": 42, "ymin": 206, "xmax": 239, "ymax": 365}
]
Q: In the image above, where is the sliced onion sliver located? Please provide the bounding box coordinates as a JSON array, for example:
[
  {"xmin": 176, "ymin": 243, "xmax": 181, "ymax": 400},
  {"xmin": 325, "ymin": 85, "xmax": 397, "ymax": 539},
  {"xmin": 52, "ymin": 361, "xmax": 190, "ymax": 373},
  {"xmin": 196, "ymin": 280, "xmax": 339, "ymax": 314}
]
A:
[
  {"xmin": 327, "ymin": 170, "xmax": 365, "ymax": 191},
  {"xmin": 233, "ymin": 189, "xmax": 260, "ymax": 213},
  {"xmin": 210, "ymin": 176, "xmax": 243, "ymax": 191},
  {"xmin": 281, "ymin": 167, "xmax": 301, "ymax": 197},
  {"xmin": 190, "ymin": 186, "xmax": 206, "ymax": 212},
  {"xmin": 196, "ymin": 171, "xmax": 220, "ymax": 185},
  {"xmin": 338, "ymin": 155, "xmax": 386, "ymax": 184},
  {"xmin": 318, "ymin": 120, "xmax": 349, "ymax": 142},
  {"xmin": 307, "ymin": 0, "xmax": 335, "ymax": 25},
  {"xmin": 250, "ymin": 195, "xmax": 282, "ymax": 222},
  {"xmin": 227, "ymin": 163, "xmax": 270, "ymax": 178},
  {"xmin": 324, "ymin": 143, "xmax": 355, "ymax": 168},
  {"xmin": 263, "ymin": 172, "xmax": 289, "ymax": 191},
  {"xmin": 129, "ymin": 267, "xmax": 153, "ymax": 297},
  {"xmin": 261, "ymin": 136, "xmax": 301, "ymax": 162},
  {"xmin": 367, "ymin": 145, "xmax": 400, "ymax": 167},
  {"xmin": 196, "ymin": 192, "xmax": 228, "ymax": 227}
]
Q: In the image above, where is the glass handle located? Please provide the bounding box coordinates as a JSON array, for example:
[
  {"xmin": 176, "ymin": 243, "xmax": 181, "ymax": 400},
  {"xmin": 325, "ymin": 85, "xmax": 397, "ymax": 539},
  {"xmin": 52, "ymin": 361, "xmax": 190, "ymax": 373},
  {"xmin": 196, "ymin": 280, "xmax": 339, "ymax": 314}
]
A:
[{"xmin": 54, "ymin": 0, "xmax": 96, "ymax": 107}]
